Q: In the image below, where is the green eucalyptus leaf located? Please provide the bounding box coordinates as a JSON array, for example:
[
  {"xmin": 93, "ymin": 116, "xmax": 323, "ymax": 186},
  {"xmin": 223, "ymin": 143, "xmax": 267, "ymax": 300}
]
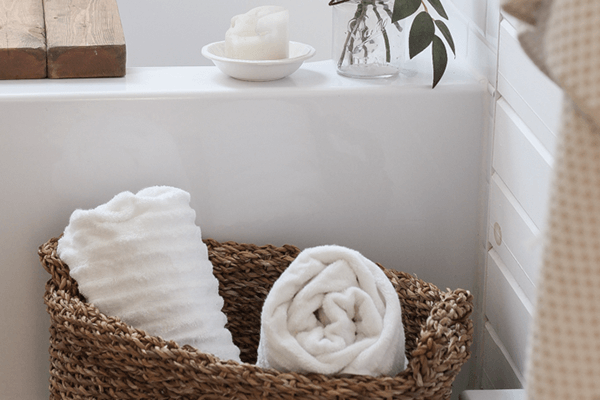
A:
[
  {"xmin": 426, "ymin": 0, "xmax": 449, "ymax": 19},
  {"xmin": 392, "ymin": 0, "xmax": 421, "ymax": 23},
  {"xmin": 409, "ymin": 12, "xmax": 435, "ymax": 59},
  {"xmin": 435, "ymin": 20, "xmax": 455, "ymax": 56},
  {"xmin": 432, "ymin": 35, "xmax": 448, "ymax": 88}
]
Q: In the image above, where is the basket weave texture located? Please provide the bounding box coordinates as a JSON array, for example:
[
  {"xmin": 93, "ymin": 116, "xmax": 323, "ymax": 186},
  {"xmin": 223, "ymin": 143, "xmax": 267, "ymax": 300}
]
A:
[{"xmin": 39, "ymin": 236, "xmax": 474, "ymax": 400}]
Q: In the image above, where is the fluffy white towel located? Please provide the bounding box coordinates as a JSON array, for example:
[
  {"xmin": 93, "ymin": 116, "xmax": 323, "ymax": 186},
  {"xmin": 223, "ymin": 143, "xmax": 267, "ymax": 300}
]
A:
[
  {"xmin": 57, "ymin": 186, "xmax": 241, "ymax": 362},
  {"xmin": 256, "ymin": 245, "xmax": 407, "ymax": 376}
]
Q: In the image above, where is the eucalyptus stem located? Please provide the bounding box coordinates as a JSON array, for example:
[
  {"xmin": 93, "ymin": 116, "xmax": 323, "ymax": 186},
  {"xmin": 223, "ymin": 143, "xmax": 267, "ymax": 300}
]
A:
[
  {"xmin": 372, "ymin": 5, "xmax": 391, "ymax": 63},
  {"xmin": 381, "ymin": 2, "xmax": 402, "ymax": 32},
  {"xmin": 337, "ymin": 1, "xmax": 367, "ymax": 68}
]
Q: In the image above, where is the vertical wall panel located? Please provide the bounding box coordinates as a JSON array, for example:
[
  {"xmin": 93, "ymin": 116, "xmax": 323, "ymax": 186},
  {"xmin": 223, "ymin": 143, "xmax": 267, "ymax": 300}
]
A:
[
  {"xmin": 492, "ymin": 98, "xmax": 553, "ymax": 231},
  {"xmin": 486, "ymin": 0, "xmax": 500, "ymax": 44},
  {"xmin": 488, "ymin": 174, "xmax": 539, "ymax": 301},
  {"xmin": 497, "ymin": 19, "xmax": 562, "ymax": 153},
  {"xmin": 485, "ymin": 250, "xmax": 533, "ymax": 376},
  {"xmin": 482, "ymin": 322, "xmax": 524, "ymax": 390}
]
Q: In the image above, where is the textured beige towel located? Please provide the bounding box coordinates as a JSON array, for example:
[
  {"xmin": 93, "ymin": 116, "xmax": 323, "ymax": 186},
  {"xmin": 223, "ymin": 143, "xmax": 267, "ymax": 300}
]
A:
[{"xmin": 502, "ymin": 1, "xmax": 600, "ymax": 399}]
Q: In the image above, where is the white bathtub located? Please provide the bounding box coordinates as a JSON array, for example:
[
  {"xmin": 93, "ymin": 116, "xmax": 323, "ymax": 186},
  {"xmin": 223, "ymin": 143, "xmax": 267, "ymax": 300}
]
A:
[{"xmin": 0, "ymin": 2, "xmax": 486, "ymax": 399}]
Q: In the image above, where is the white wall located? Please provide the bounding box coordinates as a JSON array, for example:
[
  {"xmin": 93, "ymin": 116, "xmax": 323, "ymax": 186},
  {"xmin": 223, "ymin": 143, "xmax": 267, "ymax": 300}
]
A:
[{"xmin": 116, "ymin": 0, "xmax": 332, "ymax": 67}]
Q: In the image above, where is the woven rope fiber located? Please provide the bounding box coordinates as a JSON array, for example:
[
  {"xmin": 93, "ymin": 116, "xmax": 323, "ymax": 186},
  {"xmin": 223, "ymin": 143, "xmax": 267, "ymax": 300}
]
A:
[{"xmin": 39, "ymin": 236, "xmax": 473, "ymax": 400}]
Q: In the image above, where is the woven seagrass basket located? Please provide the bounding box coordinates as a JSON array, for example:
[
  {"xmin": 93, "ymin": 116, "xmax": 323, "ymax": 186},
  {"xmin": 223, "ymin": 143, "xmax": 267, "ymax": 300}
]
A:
[{"xmin": 39, "ymin": 236, "xmax": 473, "ymax": 400}]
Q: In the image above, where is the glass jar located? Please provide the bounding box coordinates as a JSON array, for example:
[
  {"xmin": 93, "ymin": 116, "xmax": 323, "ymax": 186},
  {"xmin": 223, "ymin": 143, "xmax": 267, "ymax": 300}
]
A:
[{"xmin": 331, "ymin": 0, "xmax": 404, "ymax": 78}]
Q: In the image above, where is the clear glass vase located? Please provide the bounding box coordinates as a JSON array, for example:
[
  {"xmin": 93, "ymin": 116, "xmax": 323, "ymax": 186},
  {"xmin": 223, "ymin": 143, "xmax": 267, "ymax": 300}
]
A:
[{"xmin": 332, "ymin": 0, "xmax": 404, "ymax": 78}]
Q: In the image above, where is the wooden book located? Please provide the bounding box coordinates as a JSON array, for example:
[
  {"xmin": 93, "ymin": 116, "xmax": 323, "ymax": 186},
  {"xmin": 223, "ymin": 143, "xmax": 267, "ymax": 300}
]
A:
[
  {"xmin": 44, "ymin": 0, "xmax": 126, "ymax": 78},
  {"xmin": 0, "ymin": 0, "xmax": 47, "ymax": 79}
]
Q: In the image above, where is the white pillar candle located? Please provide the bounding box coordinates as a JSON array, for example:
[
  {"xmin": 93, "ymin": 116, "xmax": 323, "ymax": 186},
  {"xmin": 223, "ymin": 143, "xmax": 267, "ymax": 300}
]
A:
[{"xmin": 225, "ymin": 6, "xmax": 289, "ymax": 60}]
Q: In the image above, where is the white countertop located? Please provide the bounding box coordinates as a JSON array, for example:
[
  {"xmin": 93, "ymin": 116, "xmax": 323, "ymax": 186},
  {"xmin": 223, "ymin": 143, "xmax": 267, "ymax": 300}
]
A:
[{"xmin": 0, "ymin": 59, "xmax": 484, "ymax": 101}]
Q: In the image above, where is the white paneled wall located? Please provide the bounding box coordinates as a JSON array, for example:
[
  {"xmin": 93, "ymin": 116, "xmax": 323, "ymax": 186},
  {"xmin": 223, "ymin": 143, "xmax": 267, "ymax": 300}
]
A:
[
  {"xmin": 451, "ymin": 0, "xmax": 564, "ymax": 391},
  {"xmin": 497, "ymin": 20, "xmax": 562, "ymax": 154},
  {"xmin": 483, "ymin": 10, "xmax": 563, "ymax": 389}
]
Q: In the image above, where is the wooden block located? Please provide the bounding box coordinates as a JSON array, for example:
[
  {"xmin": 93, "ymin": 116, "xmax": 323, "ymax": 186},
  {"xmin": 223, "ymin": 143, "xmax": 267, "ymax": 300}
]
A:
[
  {"xmin": 0, "ymin": 0, "xmax": 47, "ymax": 79},
  {"xmin": 44, "ymin": 0, "xmax": 126, "ymax": 78}
]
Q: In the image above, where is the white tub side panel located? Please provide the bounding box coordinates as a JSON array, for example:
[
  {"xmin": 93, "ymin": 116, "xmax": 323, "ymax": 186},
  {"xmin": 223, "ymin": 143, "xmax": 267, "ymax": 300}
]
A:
[{"xmin": 0, "ymin": 66, "xmax": 485, "ymax": 399}]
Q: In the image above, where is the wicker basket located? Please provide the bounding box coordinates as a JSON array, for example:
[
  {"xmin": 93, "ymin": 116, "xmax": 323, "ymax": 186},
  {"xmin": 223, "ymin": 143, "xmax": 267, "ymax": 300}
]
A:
[{"xmin": 39, "ymin": 236, "xmax": 473, "ymax": 400}]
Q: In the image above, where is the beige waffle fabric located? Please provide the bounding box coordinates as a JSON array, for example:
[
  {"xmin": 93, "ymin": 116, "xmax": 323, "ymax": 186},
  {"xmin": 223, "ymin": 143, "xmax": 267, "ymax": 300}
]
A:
[{"xmin": 502, "ymin": 1, "xmax": 600, "ymax": 399}]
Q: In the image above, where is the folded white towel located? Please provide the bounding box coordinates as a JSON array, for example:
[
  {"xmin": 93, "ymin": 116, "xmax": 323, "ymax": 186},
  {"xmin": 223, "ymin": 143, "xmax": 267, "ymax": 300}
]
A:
[
  {"xmin": 57, "ymin": 186, "xmax": 240, "ymax": 362},
  {"xmin": 256, "ymin": 245, "xmax": 407, "ymax": 376}
]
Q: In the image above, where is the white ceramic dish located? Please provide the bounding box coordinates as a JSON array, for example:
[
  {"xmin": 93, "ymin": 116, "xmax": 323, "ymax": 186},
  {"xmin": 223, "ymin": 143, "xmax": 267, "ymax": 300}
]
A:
[{"xmin": 201, "ymin": 41, "xmax": 316, "ymax": 81}]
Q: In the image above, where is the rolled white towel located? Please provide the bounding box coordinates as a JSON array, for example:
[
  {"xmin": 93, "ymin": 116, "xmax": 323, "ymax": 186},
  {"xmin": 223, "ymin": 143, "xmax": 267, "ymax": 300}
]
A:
[
  {"xmin": 57, "ymin": 186, "xmax": 240, "ymax": 362},
  {"xmin": 256, "ymin": 245, "xmax": 407, "ymax": 376}
]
